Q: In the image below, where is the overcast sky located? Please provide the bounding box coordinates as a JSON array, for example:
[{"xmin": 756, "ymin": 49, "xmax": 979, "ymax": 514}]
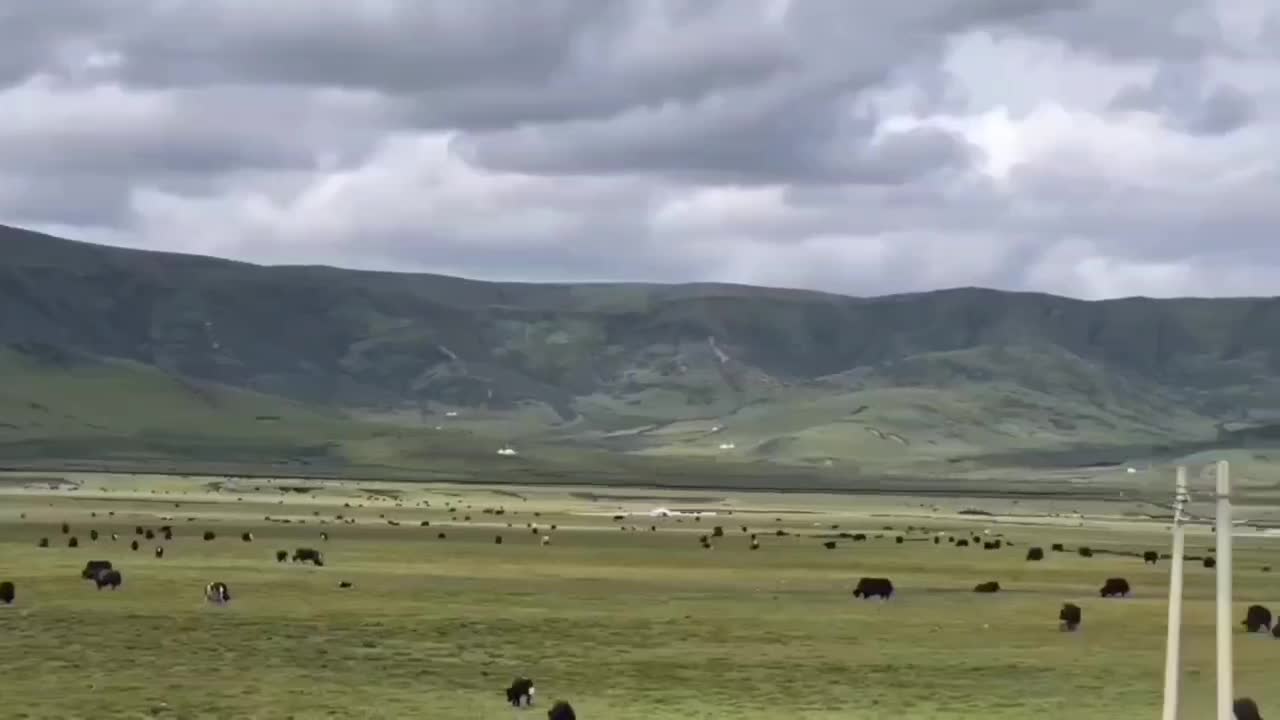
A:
[{"xmin": 2, "ymin": 1, "xmax": 1279, "ymax": 299}]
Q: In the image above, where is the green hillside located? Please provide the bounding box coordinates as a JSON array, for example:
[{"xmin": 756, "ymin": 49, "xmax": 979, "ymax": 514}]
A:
[{"xmin": 4, "ymin": 223, "xmax": 1280, "ymax": 479}]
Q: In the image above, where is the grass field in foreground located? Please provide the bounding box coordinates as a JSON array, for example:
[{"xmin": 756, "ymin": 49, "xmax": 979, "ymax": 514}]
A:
[{"xmin": 2, "ymin": 473, "xmax": 1279, "ymax": 719}]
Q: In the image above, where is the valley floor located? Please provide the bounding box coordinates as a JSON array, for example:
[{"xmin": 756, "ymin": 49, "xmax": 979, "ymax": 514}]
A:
[{"xmin": 1, "ymin": 472, "xmax": 1277, "ymax": 719}]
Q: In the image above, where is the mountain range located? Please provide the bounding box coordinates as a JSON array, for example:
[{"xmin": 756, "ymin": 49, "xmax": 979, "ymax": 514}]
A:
[{"xmin": 4, "ymin": 223, "xmax": 1280, "ymax": 485}]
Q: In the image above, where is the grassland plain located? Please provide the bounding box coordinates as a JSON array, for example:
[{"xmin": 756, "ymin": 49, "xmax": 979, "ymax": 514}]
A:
[{"xmin": 2, "ymin": 472, "xmax": 1280, "ymax": 719}]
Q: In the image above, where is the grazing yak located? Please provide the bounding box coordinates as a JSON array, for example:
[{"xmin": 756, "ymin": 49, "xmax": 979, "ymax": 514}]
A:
[
  {"xmin": 68, "ymin": 537, "xmax": 79, "ymax": 548},
  {"xmin": 338, "ymin": 581, "xmax": 353, "ymax": 589},
  {"xmin": 1026, "ymin": 547, "xmax": 1044, "ymax": 561},
  {"xmin": 0, "ymin": 580, "xmax": 14, "ymax": 605},
  {"xmin": 61, "ymin": 522, "xmax": 70, "ymax": 535},
  {"xmin": 89, "ymin": 529, "xmax": 99, "ymax": 541},
  {"xmin": 94, "ymin": 569, "xmax": 123, "ymax": 590},
  {"xmin": 1078, "ymin": 547, "xmax": 1094, "ymax": 558},
  {"xmin": 37, "ymin": 537, "xmax": 49, "ymax": 548},
  {"xmin": 506, "ymin": 677, "xmax": 536, "ymax": 707},
  {"xmin": 1243, "ymin": 604, "xmax": 1273, "ymax": 633},
  {"xmin": 547, "ymin": 701, "xmax": 576, "ymax": 720},
  {"xmin": 1051, "ymin": 543, "xmax": 1065, "ymax": 552},
  {"xmin": 276, "ymin": 550, "xmax": 289, "ymax": 562},
  {"xmin": 293, "ymin": 548, "xmax": 324, "ymax": 566},
  {"xmin": 1205, "ymin": 557, "xmax": 1217, "ymax": 569},
  {"xmin": 1100, "ymin": 578, "xmax": 1131, "ymax": 598},
  {"xmin": 81, "ymin": 560, "xmax": 113, "ymax": 580},
  {"xmin": 1059, "ymin": 603, "xmax": 1082, "ymax": 631},
  {"xmin": 130, "ymin": 540, "xmax": 140, "ymax": 551},
  {"xmin": 144, "ymin": 530, "xmax": 155, "ymax": 540},
  {"xmin": 202, "ymin": 531, "xmax": 216, "ymax": 541},
  {"xmin": 205, "ymin": 581, "xmax": 231, "ymax": 605},
  {"xmin": 853, "ymin": 577, "xmax": 894, "ymax": 599},
  {"xmin": 1234, "ymin": 697, "xmax": 1263, "ymax": 720},
  {"xmin": 823, "ymin": 541, "xmax": 837, "ymax": 550},
  {"xmin": 241, "ymin": 532, "xmax": 254, "ymax": 542},
  {"xmin": 751, "ymin": 539, "xmax": 760, "ymax": 550},
  {"xmin": 1143, "ymin": 551, "xmax": 1159, "ymax": 565},
  {"xmin": 154, "ymin": 546, "xmax": 164, "ymax": 559},
  {"xmin": 956, "ymin": 539, "xmax": 970, "ymax": 547},
  {"xmin": 973, "ymin": 581, "xmax": 1001, "ymax": 593}
]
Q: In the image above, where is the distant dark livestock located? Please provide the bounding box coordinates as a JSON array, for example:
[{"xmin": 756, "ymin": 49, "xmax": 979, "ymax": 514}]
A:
[
  {"xmin": 37, "ymin": 537, "xmax": 49, "ymax": 548},
  {"xmin": 205, "ymin": 581, "xmax": 231, "ymax": 605},
  {"xmin": 338, "ymin": 581, "xmax": 353, "ymax": 589},
  {"xmin": 0, "ymin": 580, "xmax": 14, "ymax": 605},
  {"xmin": 956, "ymin": 539, "xmax": 969, "ymax": 547},
  {"xmin": 293, "ymin": 548, "xmax": 324, "ymax": 566},
  {"xmin": 1205, "ymin": 557, "xmax": 1217, "ymax": 568},
  {"xmin": 276, "ymin": 550, "xmax": 289, "ymax": 562},
  {"xmin": 154, "ymin": 546, "xmax": 164, "ymax": 559},
  {"xmin": 93, "ymin": 569, "xmax": 123, "ymax": 590},
  {"xmin": 81, "ymin": 560, "xmax": 112, "ymax": 580},
  {"xmin": 1100, "ymin": 578, "xmax": 1130, "ymax": 598},
  {"xmin": 1078, "ymin": 547, "xmax": 1093, "ymax": 558},
  {"xmin": 1059, "ymin": 603, "xmax": 1082, "ymax": 631},
  {"xmin": 1026, "ymin": 547, "xmax": 1044, "ymax": 561},
  {"xmin": 90, "ymin": 529, "xmax": 99, "ymax": 541},
  {"xmin": 68, "ymin": 536, "xmax": 79, "ymax": 548},
  {"xmin": 973, "ymin": 581, "xmax": 1001, "ymax": 593},
  {"xmin": 506, "ymin": 677, "xmax": 536, "ymax": 707},
  {"xmin": 203, "ymin": 531, "xmax": 216, "ymax": 541},
  {"xmin": 852, "ymin": 577, "xmax": 894, "ymax": 599},
  {"xmin": 1234, "ymin": 697, "xmax": 1263, "ymax": 720},
  {"xmin": 1143, "ymin": 551, "xmax": 1159, "ymax": 565},
  {"xmin": 1243, "ymin": 604, "xmax": 1273, "ymax": 633},
  {"xmin": 130, "ymin": 540, "xmax": 140, "ymax": 551},
  {"xmin": 823, "ymin": 541, "xmax": 837, "ymax": 550},
  {"xmin": 1051, "ymin": 543, "xmax": 1065, "ymax": 552},
  {"xmin": 241, "ymin": 532, "xmax": 254, "ymax": 542}
]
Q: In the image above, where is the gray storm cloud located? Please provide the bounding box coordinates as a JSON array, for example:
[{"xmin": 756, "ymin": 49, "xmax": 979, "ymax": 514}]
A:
[{"xmin": 1, "ymin": 0, "xmax": 1278, "ymax": 299}]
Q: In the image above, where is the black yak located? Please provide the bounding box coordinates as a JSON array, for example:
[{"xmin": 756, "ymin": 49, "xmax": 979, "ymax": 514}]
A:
[
  {"xmin": 852, "ymin": 533, "xmax": 867, "ymax": 541},
  {"xmin": 61, "ymin": 522, "xmax": 69, "ymax": 535},
  {"xmin": 94, "ymin": 569, "xmax": 122, "ymax": 590},
  {"xmin": 68, "ymin": 536, "xmax": 79, "ymax": 548},
  {"xmin": 1059, "ymin": 603, "xmax": 1082, "ymax": 631},
  {"xmin": 895, "ymin": 536, "xmax": 904, "ymax": 544},
  {"xmin": 144, "ymin": 530, "xmax": 155, "ymax": 540},
  {"xmin": 506, "ymin": 677, "xmax": 535, "ymax": 707},
  {"xmin": 933, "ymin": 536, "xmax": 940, "ymax": 544},
  {"xmin": 547, "ymin": 701, "xmax": 576, "ymax": 720},
  {"xmin": 135, "ymin": 526, "xmax": 143, "ymax": 536},
  {"xmin": 1100, "ymin": 577, "xmax": 1131, "ymax": 597},
  {"xmin": 130, "ymin": 540, "xmax": 139, "ymax": 551},
  {"xmin": 205, "ymin": 581, "xmax": 231, "ymax": 605},
  {"xmin": 338, "ymin": 581, "xmax": 353, "ymax": 589},
  {"xmin": 90, "ymin": 529, "xmax": 99, "ymax": 541},
  {"xmin": 154, "ymin": 546, "xmax": 164, "ymax": 559},
  {"xmin": 983, "ymin": 541, "xmax": 998, "ymax": 550},
  {"xmin": 495, "ymin": 535, "xmax": 503, "ymax": 545},
  {"xmin": 241, "ymin": 532, "xmax": 253, "ymax": 542},
  {"xmin": 974, "ymin": 581, "xmax": 1001, "ymax": 593},
  {"xmin": 1243, "ymin": 604, "xmax": 1273, "ymax": 633},
  {"xmin": 293, "ymin": 548, "xmax": 324, "ymax": 566},
  {"xmin": 1143, "ymin": 550, "xmax": 1159, "ymax": 565},
  {"xmin": 1051, "ymin": 543, "xmax": 1065, "ymax": 552},
  {"xmin": 37, "ymin": 537, "xmax": 48, "ymax": 548},
  {"xmin": 1078, "ymin": 547, "xmax": 1093, "ymax": 558},
  {"xmin": 956, "ymin": 539, "xmax": 970, "ymax": 547},
  {"xmin": 276, "ymin": 550, "xmax": 288, "ymax": 562},
  {"xmin": 823, "ymin": 541, "xmax": 837, "ymax": 549},
  {"xmin": 712, "ymin": 526, "xmax": 724, "ymax": 537},
  {"xmin": 203, "ymin": 531, "xmax": 216, "ymax": 541},
  {"xmin": 853, "ymin": 577, "xmax": 894, "ymax": 599},
  {"xmin": 1026, "ymin": 547, "xmax": 1044, "ymax": 561},
  {"xmin": 1205, "ymin": 556, "xmax": 1217, "ymax": 568},
  {"xmin": 1234, "ymin": 697, "xmax": 1263, "ymax": 720},
  {"xmin": 0, "ymin": 580, "xmax": 14, "ymax": 604}
]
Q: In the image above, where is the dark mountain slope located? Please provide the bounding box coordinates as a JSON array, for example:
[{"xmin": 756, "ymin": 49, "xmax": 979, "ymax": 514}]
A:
[{"xmin": 4, "ymin": 223, "xmax": 1280, "ymax": 474}]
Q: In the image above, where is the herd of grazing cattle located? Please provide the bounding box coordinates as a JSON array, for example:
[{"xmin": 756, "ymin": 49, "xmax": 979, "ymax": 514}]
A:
[{"xmin": 3, "ymin": 511, "xmax": 1277, "ymax": 717}]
